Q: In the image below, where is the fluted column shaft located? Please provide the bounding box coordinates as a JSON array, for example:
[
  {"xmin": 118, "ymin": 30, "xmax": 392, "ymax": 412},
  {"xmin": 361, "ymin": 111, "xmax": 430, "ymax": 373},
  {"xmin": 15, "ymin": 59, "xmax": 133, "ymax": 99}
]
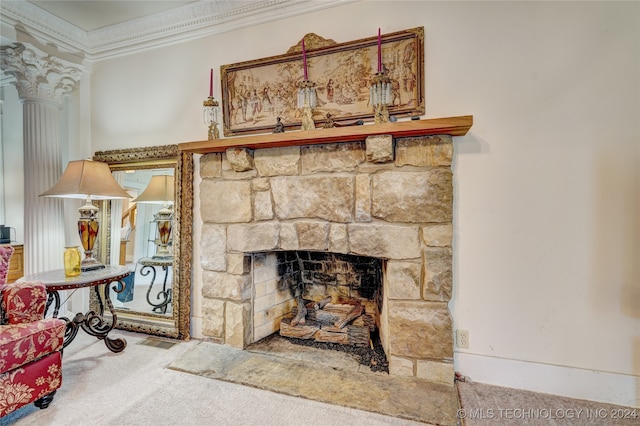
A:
[
  {"xmin": 22, "ymin": 100, "xmax": 66, "ymax": 273},
  {"xmin": 0, "ymin": 43, "xmax": 82, "ymax": 274}
]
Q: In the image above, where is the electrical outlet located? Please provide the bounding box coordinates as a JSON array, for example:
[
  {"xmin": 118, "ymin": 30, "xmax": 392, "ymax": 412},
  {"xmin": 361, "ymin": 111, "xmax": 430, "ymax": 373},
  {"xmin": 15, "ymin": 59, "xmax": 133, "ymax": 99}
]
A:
[{"xmin": 456, "ymin": 329, "xmax": 469, "ymax": 349}]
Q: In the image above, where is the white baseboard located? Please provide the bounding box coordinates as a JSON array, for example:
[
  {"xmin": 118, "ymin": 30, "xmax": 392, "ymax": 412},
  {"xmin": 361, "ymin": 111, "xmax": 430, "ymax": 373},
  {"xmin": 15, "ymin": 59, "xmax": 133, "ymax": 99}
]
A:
[{"xmin": 455, "ymin": 352, "xmax": 639, "ymax": 408}]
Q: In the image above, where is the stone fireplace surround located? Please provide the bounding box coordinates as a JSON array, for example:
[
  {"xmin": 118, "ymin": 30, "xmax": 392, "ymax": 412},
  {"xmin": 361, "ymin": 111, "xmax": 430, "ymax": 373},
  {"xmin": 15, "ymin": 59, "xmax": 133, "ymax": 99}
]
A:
[{"xmin": 183, "ymin": 117, "xmax": 472, "ymax": 386}]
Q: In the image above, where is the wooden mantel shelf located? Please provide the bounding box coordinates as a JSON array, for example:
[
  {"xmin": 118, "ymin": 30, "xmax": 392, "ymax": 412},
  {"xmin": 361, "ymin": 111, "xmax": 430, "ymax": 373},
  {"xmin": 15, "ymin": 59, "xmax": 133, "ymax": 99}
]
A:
[{"xmin": 178, "ymin": 115, "xmax": 472, "ymax": 154}]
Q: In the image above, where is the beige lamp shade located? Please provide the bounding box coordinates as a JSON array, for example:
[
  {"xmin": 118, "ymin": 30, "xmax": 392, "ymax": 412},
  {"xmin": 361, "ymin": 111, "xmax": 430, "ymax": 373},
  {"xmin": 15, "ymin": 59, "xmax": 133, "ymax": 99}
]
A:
[
  {"xmin": 133, "ymin": 175, "xmax": 174, "ymax": 204},
  {"xmin": 40, "ymin": 160, "xmax": 131, "ymax": 200},
  {"xmin": 39, "ymin": 159, "xmax": 131, "ymax": 271}
]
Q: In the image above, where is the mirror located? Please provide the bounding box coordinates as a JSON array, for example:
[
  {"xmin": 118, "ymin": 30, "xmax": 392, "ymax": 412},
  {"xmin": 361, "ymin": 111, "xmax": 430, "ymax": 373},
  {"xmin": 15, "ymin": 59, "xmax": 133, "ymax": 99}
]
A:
[{"xmin": 92, "ymin": 145, "xmax": 192, "ymax": 339}]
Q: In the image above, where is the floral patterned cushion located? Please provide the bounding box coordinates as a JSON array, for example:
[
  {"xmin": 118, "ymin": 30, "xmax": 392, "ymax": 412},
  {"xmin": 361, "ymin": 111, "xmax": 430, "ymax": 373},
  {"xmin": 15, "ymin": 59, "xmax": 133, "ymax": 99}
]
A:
[
  {"xmin": 1, "ymin": 281, "xmax": 47, "ymax": 324},
  {"xmin": 0, "ymin": 318, "xmax": 65, "ymax": 375},
  {"xmin": 0, "ymin": 350, "xmax": 62, "ymax": 417}
]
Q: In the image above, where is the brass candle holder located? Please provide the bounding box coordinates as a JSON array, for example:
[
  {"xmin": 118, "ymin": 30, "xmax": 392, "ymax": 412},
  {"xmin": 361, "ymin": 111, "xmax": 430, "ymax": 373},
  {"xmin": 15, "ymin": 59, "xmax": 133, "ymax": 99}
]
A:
[{"xmin": 370, "ymin": 71, "xmax": 391, "ymax": 124}]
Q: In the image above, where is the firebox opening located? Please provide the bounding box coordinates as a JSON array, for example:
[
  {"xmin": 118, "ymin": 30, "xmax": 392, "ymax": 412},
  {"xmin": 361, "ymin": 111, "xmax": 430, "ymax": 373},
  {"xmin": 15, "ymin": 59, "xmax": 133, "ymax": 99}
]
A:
[{"xmin": 251, "ymin": 250, "xmax": 388, "ymax": 372}]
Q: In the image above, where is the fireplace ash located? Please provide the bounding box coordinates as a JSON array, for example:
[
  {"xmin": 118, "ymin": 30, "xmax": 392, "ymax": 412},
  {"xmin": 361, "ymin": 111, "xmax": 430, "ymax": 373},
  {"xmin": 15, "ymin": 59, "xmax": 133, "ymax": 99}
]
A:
[{"xmin": 259, "ymin": 332, "xmax": 389, "ymax": 373}]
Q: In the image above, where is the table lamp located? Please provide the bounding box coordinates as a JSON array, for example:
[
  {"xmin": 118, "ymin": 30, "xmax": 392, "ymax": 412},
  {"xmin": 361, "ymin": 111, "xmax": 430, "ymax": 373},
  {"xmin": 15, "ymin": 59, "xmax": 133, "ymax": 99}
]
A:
[
  {"xmin": 133, "ymin": 175, "xmax": 174, "ymax": 259},
  {"xmin": 40, "ymin": 159, "xmax": 132, "ymax": 271}
]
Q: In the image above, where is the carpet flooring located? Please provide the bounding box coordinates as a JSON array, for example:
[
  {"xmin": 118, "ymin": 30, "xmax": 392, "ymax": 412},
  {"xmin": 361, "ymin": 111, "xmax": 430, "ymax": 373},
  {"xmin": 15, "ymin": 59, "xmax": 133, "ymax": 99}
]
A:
[
  {"xmin": 457, "ymin": 380, "xmax": 639, "ymax": 426},
  {"xmin": 2, "ymin": 329, "xmax": 637, "ymax": 426}
]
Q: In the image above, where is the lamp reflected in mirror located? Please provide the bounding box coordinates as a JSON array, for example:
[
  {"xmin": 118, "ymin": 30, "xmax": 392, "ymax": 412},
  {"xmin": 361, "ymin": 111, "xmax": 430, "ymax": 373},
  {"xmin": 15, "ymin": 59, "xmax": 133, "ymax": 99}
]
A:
[
  {"xmin": 40, "ymin": 160, "xmax": 131, "ymax": 271},
  {"xmin": 133, "ymin": 175, "xmax": 175, "ymax": 260}
]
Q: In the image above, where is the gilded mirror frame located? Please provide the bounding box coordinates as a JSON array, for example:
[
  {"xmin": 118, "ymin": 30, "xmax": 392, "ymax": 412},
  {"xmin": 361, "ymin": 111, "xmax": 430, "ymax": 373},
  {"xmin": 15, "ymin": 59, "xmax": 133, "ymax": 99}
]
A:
[{"xmin": 93, "ymin": 145, "xmax": 192, "ymax": 339}]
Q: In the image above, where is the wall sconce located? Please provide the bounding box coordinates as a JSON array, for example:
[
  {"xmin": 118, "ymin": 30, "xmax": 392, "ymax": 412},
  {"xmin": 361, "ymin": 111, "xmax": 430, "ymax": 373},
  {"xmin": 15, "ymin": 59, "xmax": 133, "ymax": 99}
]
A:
[
  {"xmin": 133, "ymin": 175, "xmax": 175, "ymax": 259},
  {"xmin": 40, "ymin": 160, "xmax": 131, "ymax": 271}
]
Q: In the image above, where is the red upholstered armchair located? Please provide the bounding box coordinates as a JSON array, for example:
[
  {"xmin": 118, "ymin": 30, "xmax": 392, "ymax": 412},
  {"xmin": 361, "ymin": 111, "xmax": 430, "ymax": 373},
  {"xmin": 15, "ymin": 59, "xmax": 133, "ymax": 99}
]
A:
[{"xmin": 0, "ymin": 246, "xmax": 66, "ymax": 418}]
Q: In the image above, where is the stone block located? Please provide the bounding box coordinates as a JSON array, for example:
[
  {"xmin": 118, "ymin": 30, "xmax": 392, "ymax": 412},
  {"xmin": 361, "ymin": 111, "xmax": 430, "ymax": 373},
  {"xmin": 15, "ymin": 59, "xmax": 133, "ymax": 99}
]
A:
[
  {"xmin": 366, "ymin": 134, "xmax": 394, "ymax": 163},
  {"xmin": 348, "ymin": 223, "xmax": 420, "ymax": 259},
  {"xmin": 200, "ymin": 224, "xmax": 226, "ymax": 271},
  {"xmin": 225, "ymin": 301, "xmax": 251, "ymax": 348},
  {"xmin": 416, "ymin": 360, "xmax": 455, "ymax": 386},
  {"xmin": 300, "ymin": 142, "xmax": 364, "ymax": 174},
  {"xmin": 388, "ymin": 300, "xmax": 453, "ymax": 360},
  {"xmin": 201, "ymin": 297, "xmax": 224, "ymax": 340},
  {"xmin": 202, "ymin": 271, "xmax": 251, "ymax": 301},
  {"xmin": 372, "ymin": 170, "xmax": 452, "ymax": 223},
  {"xmin": 388, "ymin": 355, "xmax": 415, "ymax": 377},
  {"xmin": 355, "ymin": 174, "xmax": 371, "ymax": 222},
  {"xmin": 252, "ymin": 177, "xmax": 270, "ymax": 191},
  {"xmin": 255, "ymin": 146, "xmax": 300, "ymax": 176},
  {"xmin": 422, "ymin": 248, "xmax": 452, "ymax": 302},
  {"xmin": 221, "ymin": 155, "xmax": 257, "ymax": 179},
  {"xmin": 227, "ymin": 253, "xmax": 250, "ymax": 275},
  {"xmin": 328, "ymin": 224, "xmax": 349, "ymax": 254},
  {"xmin": 279, "ymin": 222, "xmax": 299, "ymax": 250},
  {"xmin": 295, "ymin": 221, "xmax": 329, "ymax": 251},
  {"xmin": 227, "ymin": 222, "xmax": 280, "ymax": 252},
  {"xmin": 226, "ymin": 147, "xmax": 254, "ymax": 171},
  {"xmin": 395, "ymin": 135, "xmax": 453, "ymax": 167},
  {"xmin": 200, "ymin": 180, "xmax": 252, "ymax": 223},
  {"xmin": 386, "ymin": 260, "xmax": 421, "ymax": 300},
  {"xmin": 200, "ymin": 153, "xmax": 222, "ymax": 178},
  {"xmin": 422, "ymin": 224, "xmax": 453, "ymax": 247},
  {"xmin": 254, "ymin": 190, "xmax": 274, "ymax": 221},
  {"xmin": 271, "ymin": 176, "xmax": 353, "ymax": 222}
]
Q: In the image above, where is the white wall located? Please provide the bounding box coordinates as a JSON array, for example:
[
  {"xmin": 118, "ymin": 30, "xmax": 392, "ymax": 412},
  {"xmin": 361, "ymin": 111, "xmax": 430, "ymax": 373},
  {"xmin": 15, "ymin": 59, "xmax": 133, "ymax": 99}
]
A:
[{"xmin": 87, "ymin": 1, "xmax": 639, "ymax": 407}]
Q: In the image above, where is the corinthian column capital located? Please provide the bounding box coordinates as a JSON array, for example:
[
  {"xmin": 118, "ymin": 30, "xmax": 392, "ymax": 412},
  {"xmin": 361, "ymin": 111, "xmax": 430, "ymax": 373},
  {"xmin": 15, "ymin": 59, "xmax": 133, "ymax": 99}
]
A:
[{"xmin": 0, "ymin": 43, "xmax": 83, "ymax": 104}]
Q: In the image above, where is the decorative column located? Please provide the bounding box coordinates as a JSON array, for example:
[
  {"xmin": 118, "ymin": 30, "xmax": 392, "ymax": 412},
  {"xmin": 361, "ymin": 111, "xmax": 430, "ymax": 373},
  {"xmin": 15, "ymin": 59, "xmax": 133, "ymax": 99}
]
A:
[{"xmin": 0, "ymin": 43, "xmax": 82, "ymax": 274}]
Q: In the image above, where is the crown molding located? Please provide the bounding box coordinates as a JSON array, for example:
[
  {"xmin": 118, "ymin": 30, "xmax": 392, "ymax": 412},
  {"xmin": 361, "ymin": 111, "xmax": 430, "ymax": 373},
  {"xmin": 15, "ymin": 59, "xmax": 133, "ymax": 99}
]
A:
[{"xmin": 1, "ymin": 0, "xmax": 355, "ymax": 61}]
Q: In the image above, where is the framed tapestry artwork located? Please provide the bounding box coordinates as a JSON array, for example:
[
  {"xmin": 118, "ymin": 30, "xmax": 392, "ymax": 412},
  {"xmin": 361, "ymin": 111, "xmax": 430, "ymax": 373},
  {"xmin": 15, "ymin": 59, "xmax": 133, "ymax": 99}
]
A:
[{"xmin": 220, "ymin": 27, "xmax": 425, "ymax": 136}]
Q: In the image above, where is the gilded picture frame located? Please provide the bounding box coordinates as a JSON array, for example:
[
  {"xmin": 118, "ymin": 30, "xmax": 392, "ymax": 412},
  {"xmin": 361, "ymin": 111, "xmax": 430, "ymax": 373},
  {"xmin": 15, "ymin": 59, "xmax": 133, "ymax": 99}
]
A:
[{"xmin": 221, "ymin": 27, "xmax": 425, "ymax": 136}]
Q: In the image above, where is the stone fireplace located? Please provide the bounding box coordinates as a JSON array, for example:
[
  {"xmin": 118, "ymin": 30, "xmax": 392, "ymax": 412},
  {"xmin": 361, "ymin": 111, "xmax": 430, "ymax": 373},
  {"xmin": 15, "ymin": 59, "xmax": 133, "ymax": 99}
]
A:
[{"xmin": 193, "ymin": 118, "xmax": 470, "ymax": 386}]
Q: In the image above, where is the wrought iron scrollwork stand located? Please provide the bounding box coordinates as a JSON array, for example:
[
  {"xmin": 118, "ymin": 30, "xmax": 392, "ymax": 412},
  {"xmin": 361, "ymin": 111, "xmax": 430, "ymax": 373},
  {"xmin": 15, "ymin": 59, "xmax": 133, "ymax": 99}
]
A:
[{"xmin": 45, "ymin": 279, "xmax": 128, "ymax": 353}]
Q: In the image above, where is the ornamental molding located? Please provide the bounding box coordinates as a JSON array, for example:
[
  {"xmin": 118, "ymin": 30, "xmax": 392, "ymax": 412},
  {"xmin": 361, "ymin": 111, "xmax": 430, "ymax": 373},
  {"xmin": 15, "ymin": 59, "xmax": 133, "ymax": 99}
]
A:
[
  {"xmin": 0, "ymin": 0, "xmax": 354, "ymax": 61},
  {"xmin": 0, "ymin": 43, "xmax": 83, "ymax": 104}
]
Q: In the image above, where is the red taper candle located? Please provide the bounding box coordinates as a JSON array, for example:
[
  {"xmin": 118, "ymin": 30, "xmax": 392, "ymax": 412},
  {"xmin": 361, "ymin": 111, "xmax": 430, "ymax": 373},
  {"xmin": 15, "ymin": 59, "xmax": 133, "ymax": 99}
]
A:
[
  {"xmin": 209, "ymin": 69, "xmax": 213, "ymax": 97},
  {"xmin": 377, "ymin": 28, "xmax": 382, "ymax": 73},
  {"xmin": 302, "ymin": 38, "xmax": 308, "ymax": 80}
]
